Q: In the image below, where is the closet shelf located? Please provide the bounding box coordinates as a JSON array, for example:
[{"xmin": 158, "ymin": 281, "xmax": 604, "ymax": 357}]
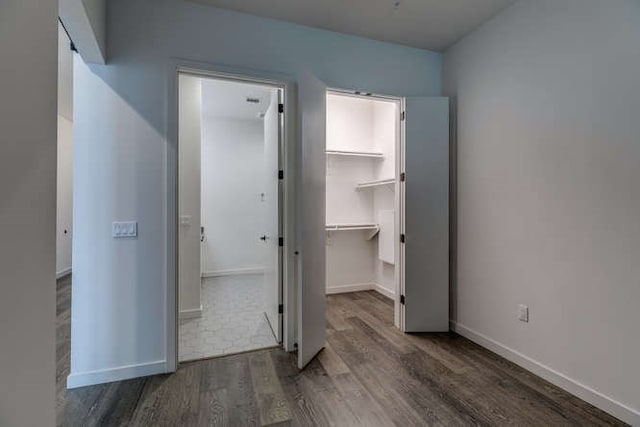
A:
[
  {"xmin": 356, "ymin": 178, "xmax": 395, "ymax": 191},
  {"xmin": 326, "ymin": 223, "xmax": 379, "ymax": 232},
  {"xmin": 325, "ymin": 149, "xmax": 383, "ymax": 158}
]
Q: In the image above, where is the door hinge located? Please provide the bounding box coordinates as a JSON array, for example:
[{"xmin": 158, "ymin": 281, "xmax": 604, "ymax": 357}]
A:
[
  {"xmin": 278, "ymin": 304, "xmax": 284, "ymax": 314},
  {"xmin": 279, "ymin": 237, "xmax": 284, "ymax": 247},
  {"xmin": 400, "ymin": 295, "xmax": 405, "ymax": 305},
  {"xmin": 400, "ymin": 234, "xmax": 406, "ymax": 243},
  {"xmin": 278, "ymin": 103, "xmax": 284, "ymax": 113},
  {"xmin": 400, "ymin": 172, "xmax": 405, "ymax": 182},
  {"xmin": 401, "ymin": 111, "xmax": 406, "ymax": 121},
  {"xmin": 278, "ymin": 170, "xmax": 284, "ymax": 180}
]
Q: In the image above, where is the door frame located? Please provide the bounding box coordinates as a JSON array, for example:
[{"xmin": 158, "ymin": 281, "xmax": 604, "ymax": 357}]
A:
[
  {"xmin": 167, "ymin": 60, "xmax": 296, "ymax": 371},
  {"xmin": 325, "ymin": 87, "xmax": 406, "ymax": 331}
]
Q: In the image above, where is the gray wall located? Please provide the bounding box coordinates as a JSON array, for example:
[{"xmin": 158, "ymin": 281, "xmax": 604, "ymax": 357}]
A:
[
  {"xmin": 444, "ymin": 0, "xmax": 640, "ymax": 423},
  {"xmin": 0, "ymin": 0, "xmax": 57, "ymax": 425},
  {"xmin": 69, "ymin": 0, "xmax": 441, "ymax": 387}
]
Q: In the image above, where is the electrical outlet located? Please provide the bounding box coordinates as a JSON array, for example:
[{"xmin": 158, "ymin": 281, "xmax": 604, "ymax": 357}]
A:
[
  {"xmin": 112, "ymin": 221, "xmax": 138, "ymax": 238},
  {"xmin": 518, "ymin": 304, "xmax": 529, "ymax": 322}
]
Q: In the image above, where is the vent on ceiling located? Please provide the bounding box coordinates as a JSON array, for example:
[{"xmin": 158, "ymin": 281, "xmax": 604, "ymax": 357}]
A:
[{"xmin": 246, "ymin": 97, "xmax": 260, "ymax": 104}]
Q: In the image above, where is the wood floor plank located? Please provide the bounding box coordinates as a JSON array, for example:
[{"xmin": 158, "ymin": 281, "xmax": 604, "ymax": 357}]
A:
[
  {"xmin": 248, "ymin": 350, "xmax": 293, "ymax": 425},
  {"xmin": 269, "ymin": 352, "xmax": 328, "ymax": 427},
  {"xmin": 57, "ymin": 383, "xmax": 109, "ymax": 427},
  {"xmin": 201, "ymin": 354, "xmax": 261, "ymax": 426},
  {"xmin": 330, "ymin": 372, "xmax": 397, "ymax": 426},
  {"xmin": 335, "ymin": 323, "xmax": 487, "ymax": 426},
  {"xmin": 83, "ymin": 377, "xmax": 148, "ymax": 427},
  {"xmin": 316, "ymin": 342, "xmax": 350, "ymax": 377},
  {"xmin": 348, "ymin": 301, "xmax": 417, "ymax": 354},
  {"xmin": 129, "ymin": 362, "xmax": 202, "ymax": 426},
  {"xmin": 328, "ymin": 326, "xmax": 460, "ymax": 425},
  {"xmin": 56, "ymin": 275, "xmax": 628, "ymax": 427},
  {"xmin": 293, "ymin": 359, "xmax": 362, "ymax": 426},
  {"xmin": 403, "ymin": 332, "xmax": 472, "ymax": 374},
  {"xmin": 197, "ymin": 388, "xmax": 230, "ymax": 426},
  {"xmin": 443, "ymin": 334, "xmax": 625, "ymax": 426}
]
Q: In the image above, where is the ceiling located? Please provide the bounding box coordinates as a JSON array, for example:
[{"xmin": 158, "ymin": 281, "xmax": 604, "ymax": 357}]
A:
[
  {"xmin": 189, "ymin": 0, "xmax": 517, "ymax": 51},
  {"xmin": 201, "ymin": 78, "xmax": 276, "ymax": 120}
]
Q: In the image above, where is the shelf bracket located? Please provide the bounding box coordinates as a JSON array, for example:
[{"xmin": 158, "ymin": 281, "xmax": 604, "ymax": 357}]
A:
[{"xmin": 365, "ymin": 227, "xmax": 380, "ymax": 240}]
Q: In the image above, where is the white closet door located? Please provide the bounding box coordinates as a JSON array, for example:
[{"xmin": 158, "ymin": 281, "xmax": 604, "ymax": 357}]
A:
[
  {"xmin": 263, "ymin": 89, "xmax": 282, "ymax": 342},
  {"xmin": 297, "ymin": 72, "xmax": 327, "ymax": 369},
  {"xmin": 403, "ymin": 97, "xmax": 449, "ymax": 332}
]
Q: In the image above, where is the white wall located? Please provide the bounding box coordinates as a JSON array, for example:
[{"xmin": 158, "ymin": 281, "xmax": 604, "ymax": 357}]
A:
[
  {"xmin": 0, "ymin": 0, "xmax": 57, "ymax": 424},
  {"xmin": 70, "ymin": 56, "xmax": 167, "ymax": 387},
  {"xmin": 372, "ymin": 101, "xmax": 397, "ymax": 182},
  {"xmin": 326, "ymin": 94, "xmax": 376, "ymax": 224},
  {"xmin": 326, "ymin": 95, "xmax": 376, "ymax": 290},
  {"xmin": 326, "ymin": 94, "xmax": 375, "ymax": 154},
  {"xmin": 178, "ymin": 75, "xmax": 202, "ymax": 315},
  {"xmin": 71, "ymin": 0, "xmax": 441, "ymax": 387},
  {"xmin": 57, "ymin": 23, "xmax": 74, "ymax": 278},
  {"xmin": 57, "ymin": 116, "xmax": 74, "ymax": 277},
  {"xmin": 201, "ymin": 117, "xmax": 266, "ymax": 274},
  {"xmin": 443, "ymin": 0, "xmax": 640, "ymax": 423}
]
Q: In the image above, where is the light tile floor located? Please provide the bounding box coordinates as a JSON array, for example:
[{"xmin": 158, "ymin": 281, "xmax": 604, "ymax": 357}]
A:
[{"xmin": 179, "ymin": 274, "xmax": 278, "ymax": 362}]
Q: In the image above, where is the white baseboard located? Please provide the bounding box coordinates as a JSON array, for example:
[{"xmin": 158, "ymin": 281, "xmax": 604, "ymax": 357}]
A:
[
  {"xmin": 56, "ymin": 267, "xmax": 72, "ymax": 279},
  {"xmin": 372, "ymin": 282, "xmax": 395, "ymax": 300},
  {"xmin": 179, "ymin": 305, "xmax": 203, "ymax": 320},
  {"xmin": 327, "ymin": 282, "xmax": 396, "ymax": 301},
  {"xmin": 202, "ymin": 266, "xmax": 264, "ymax": 278},
  {"xmin": 451, "ymin": 321, "xmax": 640, "ymax": 425},
  {"xmin": 66, "ymin": 360, "xmax": 166, "ymax": 389},
  {"xmin": 326, "ymin": 282, "xmax": 374, "ymax": 295}
]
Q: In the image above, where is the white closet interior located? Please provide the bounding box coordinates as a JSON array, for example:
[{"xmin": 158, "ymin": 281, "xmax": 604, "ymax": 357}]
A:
[{"xmin": 325, "ymin": 92, "xmax": 398, "ymax": 299}]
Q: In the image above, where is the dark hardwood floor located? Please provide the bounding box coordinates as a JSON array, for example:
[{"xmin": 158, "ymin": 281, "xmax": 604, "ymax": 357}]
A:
[{"xmin": 57, "ymin": 276, "xmax": 626, "ymax": 426}]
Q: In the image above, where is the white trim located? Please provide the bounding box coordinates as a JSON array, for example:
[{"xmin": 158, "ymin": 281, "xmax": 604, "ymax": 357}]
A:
[
  {"xmin": 327, "ymin": 282, "xmax": 396, "ymax": 301},
  {"xmin": 201, "ymin": 267, "xmax": 264, "ymax": 278},
  {"xmin": 179, "ymin": 305, "xmax": 202, "ymax": 319},
  {"xmin": 66, "ymin": 360, "xmax": 166, "ymax": 389},
  {"xmin": 372, "ymin": 282, "xmax": 395, "ymax": 300},
  {"xmin": 169, "ymin": 61, "xmax": 296, "ymax": 369},
  {"xmin": 56, "ymin": 267, "xmax": 72, "ymax": 279},
  {"xmin": 326, "ymin": 283, "xmax": 374, "ymax": 295},
  {"xmin": 451, "ymin": 321, "xmax": 640, "ymax": 426}
]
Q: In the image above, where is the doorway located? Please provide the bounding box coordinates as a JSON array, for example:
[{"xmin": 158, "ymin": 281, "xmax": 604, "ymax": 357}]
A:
[
  {"xmin": 177, "ymin": 71, "xmax": 284, "ymax": 362},
  {"xmin": 324, "ymin": 90, "xmax": 403, "ymax": 327}
]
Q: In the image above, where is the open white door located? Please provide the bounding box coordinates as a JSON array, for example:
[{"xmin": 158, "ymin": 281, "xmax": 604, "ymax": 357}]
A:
[
  {"xmin": 402, "ymin": 97, "xmax": 450, "ymax": 332},
  {"xmin": 263, "ymin": 89, "xmax": 283, "ymax": 342},
  {"xmin": 297, "ymin": 73, "xmax": 327, "ymax": 368}
]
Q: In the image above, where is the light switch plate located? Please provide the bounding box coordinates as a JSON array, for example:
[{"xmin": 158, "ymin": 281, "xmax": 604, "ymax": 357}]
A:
[
  {"xmin": 518, "ymin": 304, "xmax": 529, "ymax": 322},
  {"xmin": 112, "ymin": 221, "xmax": 138, "ymax": 238}
]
